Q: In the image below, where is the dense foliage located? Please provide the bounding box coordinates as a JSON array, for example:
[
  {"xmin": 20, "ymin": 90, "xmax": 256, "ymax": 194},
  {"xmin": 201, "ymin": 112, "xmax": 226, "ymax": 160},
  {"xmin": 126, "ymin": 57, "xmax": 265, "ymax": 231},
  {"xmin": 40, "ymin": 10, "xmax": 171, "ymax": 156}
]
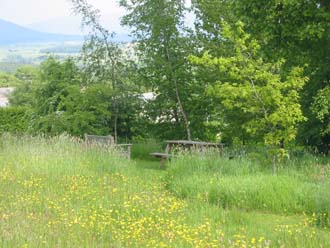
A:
[
  {"xmin": 0, "ymin": 72, "xmax": 21, "ymax": 87},
  {"xmin": 0, "ymin": 107, "xmax": 30, "ymax": 133},
  {"xmin": 192, "ymin": 0, "xmax": 330, "ymax": 152},
  {"xmin": 191, "ymin": 22, "xmax": 307, "ymax": 147},
  {"xmin": 2, "ymin": 0, "xmax": 329, "ymax": 154}
]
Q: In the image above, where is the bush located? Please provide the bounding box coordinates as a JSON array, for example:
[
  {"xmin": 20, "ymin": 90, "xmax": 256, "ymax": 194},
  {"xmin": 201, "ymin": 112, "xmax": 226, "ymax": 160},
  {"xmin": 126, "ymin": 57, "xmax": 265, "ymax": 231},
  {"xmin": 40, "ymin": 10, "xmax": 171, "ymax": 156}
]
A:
[{"xmin": 0, "ymin": 107, "xmax": 31, "ymax": 133}]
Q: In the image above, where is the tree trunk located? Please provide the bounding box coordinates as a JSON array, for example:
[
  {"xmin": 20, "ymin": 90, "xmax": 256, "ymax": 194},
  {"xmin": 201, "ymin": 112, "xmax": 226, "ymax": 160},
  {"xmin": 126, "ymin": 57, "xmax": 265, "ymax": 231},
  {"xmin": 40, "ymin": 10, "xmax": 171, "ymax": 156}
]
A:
[
  {"xmin": 164, "ymin": 43, "xmax": 192, "ymax": 141},
  {"xmin": 272, "ymin": 155, "xmax": 277, "ymax": 175},
  {"xmin": 114, "ymin": 111, "xmax": 118, "ymax": 143},
  {"xmin": 102, "ymin": 30, "xmax": 120, "ymax": 143},
  {"xmin": 174, "ymin": 78, "xmax": 192, "ymax": 141}
]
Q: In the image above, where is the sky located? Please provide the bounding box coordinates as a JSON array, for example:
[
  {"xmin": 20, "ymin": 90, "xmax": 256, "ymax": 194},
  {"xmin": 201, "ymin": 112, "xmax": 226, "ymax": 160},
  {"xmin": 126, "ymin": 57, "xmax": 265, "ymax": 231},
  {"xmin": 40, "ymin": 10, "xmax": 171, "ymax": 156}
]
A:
[
  {"xmin": 0, "ymin": 0, "xmax": 193, "ymax": 35},
  {"xmin": 0, "ymin": 0, "xmax": 124, "ymax": 25}
]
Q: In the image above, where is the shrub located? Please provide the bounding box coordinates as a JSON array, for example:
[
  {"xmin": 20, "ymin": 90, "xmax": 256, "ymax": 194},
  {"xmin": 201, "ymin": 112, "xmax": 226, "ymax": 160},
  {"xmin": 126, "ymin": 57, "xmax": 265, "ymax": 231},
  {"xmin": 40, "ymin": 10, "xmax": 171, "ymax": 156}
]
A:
[{"xmin": 0, "ymin": 107, "xmax": 31, "ymax": 133}]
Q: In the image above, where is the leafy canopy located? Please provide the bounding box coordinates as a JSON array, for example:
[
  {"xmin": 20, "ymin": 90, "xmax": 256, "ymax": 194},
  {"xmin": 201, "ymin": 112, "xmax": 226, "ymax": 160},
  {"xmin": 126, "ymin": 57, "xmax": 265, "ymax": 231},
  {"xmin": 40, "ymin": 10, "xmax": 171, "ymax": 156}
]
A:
[{"xmin": 190, "ymin": 22, "xmax": 308, "ymax": 148}]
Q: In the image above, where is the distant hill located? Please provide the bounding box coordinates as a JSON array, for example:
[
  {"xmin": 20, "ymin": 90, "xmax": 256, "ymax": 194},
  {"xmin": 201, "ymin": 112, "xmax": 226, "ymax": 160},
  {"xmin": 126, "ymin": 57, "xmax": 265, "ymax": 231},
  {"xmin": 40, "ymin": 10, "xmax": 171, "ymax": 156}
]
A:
[
  {"xmin": 27, "ymin": 16, "xmax": 83, "ymax": 35},
  {"xmin": 27, "ymin": 16, "xmax": 132, "ymax": 43},
  {"xmin": 0, "ymin": 19, "xmax": 82, "ymax": 45}
]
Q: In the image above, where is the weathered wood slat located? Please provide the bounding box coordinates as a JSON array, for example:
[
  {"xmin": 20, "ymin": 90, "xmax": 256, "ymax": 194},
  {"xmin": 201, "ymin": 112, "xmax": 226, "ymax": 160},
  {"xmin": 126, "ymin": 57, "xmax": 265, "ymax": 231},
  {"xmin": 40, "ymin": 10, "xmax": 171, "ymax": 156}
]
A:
[
  {"xmin": 150, "ymin": 152, "xmax": 172, "ymax": 158},
  {"xmin": 85, "ymin": 134, "xmax": 115, "ymax": 145},
  {"xmin": 85, "ymin": 134, "xmax": 131, "ymax": 160},
  {"xmin": 165, "ymin": 140, "xmax": 224, "ymax": 147},
  {"xmin": 152, "ymin": 140, "xmax": 224, "ymax": 168}
]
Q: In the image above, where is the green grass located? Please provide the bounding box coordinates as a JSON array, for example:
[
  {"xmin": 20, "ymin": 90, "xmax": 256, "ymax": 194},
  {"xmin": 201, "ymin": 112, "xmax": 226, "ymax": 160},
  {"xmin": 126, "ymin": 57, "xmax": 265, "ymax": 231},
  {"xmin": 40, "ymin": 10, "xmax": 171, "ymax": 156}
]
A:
[
  {"xmin": 131, "ymin": 139, "xmax": 163, "ymax": 160},
  {"xmin": 166, "ymin": 153, "xmax": 330, "ymax": 223},
  {"xmin": 0, "ymin": 42, "xmax": 83, "ymax": 73},
  {"xmin": 0, "ymin": 135, "xmax": 329, "ymax": 247}
]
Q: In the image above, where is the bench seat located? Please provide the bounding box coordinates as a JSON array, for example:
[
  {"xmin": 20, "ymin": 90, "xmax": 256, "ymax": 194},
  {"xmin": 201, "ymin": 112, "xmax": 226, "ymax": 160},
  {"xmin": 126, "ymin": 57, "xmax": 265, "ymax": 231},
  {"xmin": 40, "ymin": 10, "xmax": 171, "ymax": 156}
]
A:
[
  {"xmin": 150, "ymin": 152, "xmax": 172, "ymax": 168},
  {"xmin": 150, "ymin": 152, "xmax": 172, "ymax": 158}
]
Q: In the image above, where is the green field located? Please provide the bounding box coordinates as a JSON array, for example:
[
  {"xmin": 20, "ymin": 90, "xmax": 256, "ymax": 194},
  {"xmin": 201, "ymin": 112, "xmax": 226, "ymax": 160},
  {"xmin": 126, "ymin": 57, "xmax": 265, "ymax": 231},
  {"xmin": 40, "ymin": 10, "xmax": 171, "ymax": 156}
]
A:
[
  {"xmin": 0, "ymin": 135, "xmax": 329, "ymax": 247},
  {"xmin": 0, "ymin": 42, "xmax": 83, "ymax": 72}
]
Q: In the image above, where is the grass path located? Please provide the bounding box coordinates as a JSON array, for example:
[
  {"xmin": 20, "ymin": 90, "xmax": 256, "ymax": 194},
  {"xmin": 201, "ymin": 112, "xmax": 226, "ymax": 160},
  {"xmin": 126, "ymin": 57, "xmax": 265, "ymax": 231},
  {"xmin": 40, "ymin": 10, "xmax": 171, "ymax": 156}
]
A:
[{"xmin": 138, "ymin": 161, "xmax": 330, "ymax": 248}]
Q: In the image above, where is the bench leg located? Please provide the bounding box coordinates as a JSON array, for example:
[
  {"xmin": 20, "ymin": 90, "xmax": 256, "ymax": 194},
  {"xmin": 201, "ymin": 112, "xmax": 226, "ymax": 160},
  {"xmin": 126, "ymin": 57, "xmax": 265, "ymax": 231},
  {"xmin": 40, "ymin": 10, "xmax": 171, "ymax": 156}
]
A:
[
  {"xmin": 160, "ymin": 157, "xmax": 166, "ymax": 169},
  {"xmin": 127, "ymin": 146, "xmax": 131, "ymax": 160}
]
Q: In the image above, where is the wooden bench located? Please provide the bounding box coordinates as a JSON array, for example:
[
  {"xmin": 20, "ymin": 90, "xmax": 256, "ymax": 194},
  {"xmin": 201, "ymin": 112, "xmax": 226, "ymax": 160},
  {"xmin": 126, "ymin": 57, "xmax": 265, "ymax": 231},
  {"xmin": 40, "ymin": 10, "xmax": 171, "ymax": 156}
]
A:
[
  {"xmin": 85, "ymin": 134, "xmax": 132, "ymax": 160},
  {"xmin": 151, "ymin": 140, "xmax": 224, "ymax": 167},
  {"xmin": 85, "ymin": 134, "xmax": 115, "ymax": 146},
  {"xmin": 165, "ymin": 140, "xmax": 224, "ymax": 154},
  {"xmin": 150, "ymin": 152, "xmax": 172, "ymax": 168}
]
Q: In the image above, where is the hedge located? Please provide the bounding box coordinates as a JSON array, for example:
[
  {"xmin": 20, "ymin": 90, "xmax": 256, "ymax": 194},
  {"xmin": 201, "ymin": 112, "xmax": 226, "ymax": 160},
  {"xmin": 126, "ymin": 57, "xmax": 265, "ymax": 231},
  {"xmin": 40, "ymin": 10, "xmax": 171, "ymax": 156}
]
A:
[{"xmin": 0, "ymin": 107, "xmax": 31, "ymax": 133}]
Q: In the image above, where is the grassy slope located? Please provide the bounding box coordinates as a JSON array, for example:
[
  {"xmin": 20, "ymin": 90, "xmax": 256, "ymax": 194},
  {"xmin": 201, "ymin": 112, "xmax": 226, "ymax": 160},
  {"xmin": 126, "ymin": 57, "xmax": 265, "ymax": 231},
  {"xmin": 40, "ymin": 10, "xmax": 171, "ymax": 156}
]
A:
[{"xmin": 0, "ymin": 135, "xmax": 329, "ymax": 247}]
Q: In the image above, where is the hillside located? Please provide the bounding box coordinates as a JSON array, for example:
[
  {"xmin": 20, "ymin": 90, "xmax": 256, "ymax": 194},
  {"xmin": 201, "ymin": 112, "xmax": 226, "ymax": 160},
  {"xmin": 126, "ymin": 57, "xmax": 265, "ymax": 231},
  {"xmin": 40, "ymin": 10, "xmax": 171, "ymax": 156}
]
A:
[
  {"xmin": 0, "ymin": 19, "xmax": 82, "ymax": 45},
  {"xmin": 27, "ymin": 16, "xmax": 132, "ymax": 43}
]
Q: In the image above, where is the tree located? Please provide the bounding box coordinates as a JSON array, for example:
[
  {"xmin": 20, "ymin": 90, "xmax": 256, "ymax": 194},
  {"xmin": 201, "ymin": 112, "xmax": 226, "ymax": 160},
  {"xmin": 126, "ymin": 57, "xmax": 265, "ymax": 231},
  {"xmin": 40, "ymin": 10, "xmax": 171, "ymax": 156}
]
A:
[
  {"xmin": 71, "ymin": 0, "xmax": 138, "ymax": 142},
  {"xmin": 24, "ymin": 57, "xmax": 115, "ymax": 136},
  {"xmin": 312, "ymin": 86, "xmax": 330, "ymax": 154},
  {"xmin": 120, "ymin": 0, "xmax": 193, "ymax": 140},
  {"xmin": 0, "ymin": 72, "xmax": 20, "ymax": 87},
  {"xmin": 190, "ymin": 22, "xmax": 307, "ymax": 172},
  {"xmin": 9, "ymin": 66, "xmax": 40, "ymax": 107},
  {"xmin": 192, "ymin": 0, "xmax": 330, "ymax": 151}
]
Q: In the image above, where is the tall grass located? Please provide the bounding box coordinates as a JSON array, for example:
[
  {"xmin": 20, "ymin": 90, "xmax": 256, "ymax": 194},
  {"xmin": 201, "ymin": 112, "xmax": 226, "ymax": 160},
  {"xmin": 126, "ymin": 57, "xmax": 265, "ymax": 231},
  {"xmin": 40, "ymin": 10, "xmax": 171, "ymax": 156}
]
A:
[
  {"xmin": 0, "ymin": 135, "xmax": 329, "ymax": 247},
  {"xmin": 131, "ymin": 138, "xmax": 163, "ymax": 160},
  {"xmin": 166, "ymin": 152, "xmax": 330, "ymax": 220},
  {"xmin": 0, "ymin": 133, "xmax": 131, "ymax": 176}
]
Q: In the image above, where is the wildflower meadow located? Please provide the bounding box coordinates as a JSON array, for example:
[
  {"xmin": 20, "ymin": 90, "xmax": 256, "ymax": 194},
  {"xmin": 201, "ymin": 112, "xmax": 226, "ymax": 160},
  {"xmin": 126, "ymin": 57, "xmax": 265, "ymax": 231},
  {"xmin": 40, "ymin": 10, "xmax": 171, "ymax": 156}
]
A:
[{"xmin": 0, "ymin": 135, "xmax": 329, "ymax": 247}]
